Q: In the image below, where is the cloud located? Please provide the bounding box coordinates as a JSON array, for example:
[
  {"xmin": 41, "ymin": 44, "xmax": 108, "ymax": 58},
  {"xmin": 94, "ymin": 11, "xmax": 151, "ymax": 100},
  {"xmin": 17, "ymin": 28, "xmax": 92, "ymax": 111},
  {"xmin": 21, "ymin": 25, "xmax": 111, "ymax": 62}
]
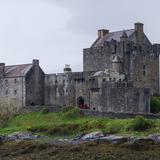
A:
[{"xmin": 0, "ymin": 0, "xmax": 160, "ymax": 73}]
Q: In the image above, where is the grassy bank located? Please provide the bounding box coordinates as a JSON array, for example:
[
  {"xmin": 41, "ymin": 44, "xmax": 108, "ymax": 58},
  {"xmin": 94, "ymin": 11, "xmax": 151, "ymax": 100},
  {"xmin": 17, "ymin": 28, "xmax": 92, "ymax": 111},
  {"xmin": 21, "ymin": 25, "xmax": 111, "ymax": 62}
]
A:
[{"xmin": 0, "ymin": 107, "xmax": 160, "ymax": 136}]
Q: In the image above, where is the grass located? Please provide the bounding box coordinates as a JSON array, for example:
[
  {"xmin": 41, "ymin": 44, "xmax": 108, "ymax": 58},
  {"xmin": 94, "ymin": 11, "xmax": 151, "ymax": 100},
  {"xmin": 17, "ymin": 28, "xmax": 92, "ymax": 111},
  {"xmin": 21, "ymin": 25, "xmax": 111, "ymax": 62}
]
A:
[{"xmin": 0, "ymin": 107, "xmax": 160, "ymax": 137}]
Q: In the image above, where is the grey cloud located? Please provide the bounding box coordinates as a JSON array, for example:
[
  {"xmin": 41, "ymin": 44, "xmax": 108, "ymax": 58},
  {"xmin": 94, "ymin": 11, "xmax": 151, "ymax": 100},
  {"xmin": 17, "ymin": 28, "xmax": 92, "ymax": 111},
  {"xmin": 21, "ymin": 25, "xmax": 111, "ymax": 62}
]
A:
[{"xmin": 0, "ymin": 0, "xmax": 160, "ymax": 73}]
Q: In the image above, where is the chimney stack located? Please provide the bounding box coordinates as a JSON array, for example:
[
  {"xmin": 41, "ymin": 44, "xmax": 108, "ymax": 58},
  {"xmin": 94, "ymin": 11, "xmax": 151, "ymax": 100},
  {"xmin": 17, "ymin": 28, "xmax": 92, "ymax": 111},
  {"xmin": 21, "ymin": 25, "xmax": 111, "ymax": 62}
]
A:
[
  {"xmin": 64, "ymin": 64, "xmax": 72, "ymax": 73},
  {"xmin": 98, "ymin": 29, "xmax": 109, "ymax": 38},
  {"xmin": 0, "ymin": 63, "xmax": 5, "ymax": 78},
  {"xmin": 32, "ymin": 59, "xmax": 39, "ymax": 66},
  {"xmin": 134, "ymin": 22, "xmax": 144, "ymax": 44}
]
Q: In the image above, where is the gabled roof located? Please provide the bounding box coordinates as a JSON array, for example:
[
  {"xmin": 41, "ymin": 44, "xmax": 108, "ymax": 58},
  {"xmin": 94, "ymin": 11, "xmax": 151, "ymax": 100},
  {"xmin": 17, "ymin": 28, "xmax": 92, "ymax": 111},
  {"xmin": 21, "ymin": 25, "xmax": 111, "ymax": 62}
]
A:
[
  {"xmin": 112, "ymin": 56, "xmax": 122, "ymax": 63},
  {"xmin": 5, "ymin": 64, "xmax": 33, "ymax": 78},
  {"xmin": 91, "ymin": 29, "xmax": 135, "ymax": 47}
]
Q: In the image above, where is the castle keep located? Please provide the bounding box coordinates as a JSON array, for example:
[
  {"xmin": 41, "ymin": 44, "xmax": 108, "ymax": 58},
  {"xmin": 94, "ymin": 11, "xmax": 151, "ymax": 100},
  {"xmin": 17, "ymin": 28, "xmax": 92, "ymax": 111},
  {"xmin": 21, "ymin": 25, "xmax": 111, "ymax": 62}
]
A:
[{"xmin": 0, "ymin": 23, "xmax": 159, "ymax": 114}]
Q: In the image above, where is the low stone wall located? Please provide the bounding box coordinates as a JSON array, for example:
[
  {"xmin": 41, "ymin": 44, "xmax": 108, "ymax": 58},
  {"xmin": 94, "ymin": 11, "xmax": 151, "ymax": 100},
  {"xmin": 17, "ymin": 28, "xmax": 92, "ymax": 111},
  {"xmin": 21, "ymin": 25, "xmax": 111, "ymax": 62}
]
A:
[
  {"xmin": 22, "ymin": 105, "xmax": 63, "ymax": 113},
  {"xmin": 20, "ymin": 106, "xmax": 160, "ymax": 119},
  {"xmin": 80, "ymin": 110, "xmax": 160, "ymax": 119}
]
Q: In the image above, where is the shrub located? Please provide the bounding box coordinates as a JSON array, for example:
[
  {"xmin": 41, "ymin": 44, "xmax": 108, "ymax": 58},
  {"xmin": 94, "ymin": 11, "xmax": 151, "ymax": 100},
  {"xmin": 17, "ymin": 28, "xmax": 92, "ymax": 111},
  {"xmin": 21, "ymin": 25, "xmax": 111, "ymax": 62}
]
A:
[
  {"xmin": 61, "ymin": 106, "xmax": 75, "ymax": 113},
  {"xmin": 61, "ymin": 107, "xmax": 82, "ymax": 120},
  {"xmin": 150, "ymin": 96, "xmax": 160, "ymax": 113},
  {"xmin": 27, "ymin": 125, "xmax": 47, "ymax": 132},
  {"xmin": 128, "ymin": 116, "xmax": 152, "ymax": 131},
  {"xmin": 40, "ymin": 108, "xmax": 50, "ymax": 114}
]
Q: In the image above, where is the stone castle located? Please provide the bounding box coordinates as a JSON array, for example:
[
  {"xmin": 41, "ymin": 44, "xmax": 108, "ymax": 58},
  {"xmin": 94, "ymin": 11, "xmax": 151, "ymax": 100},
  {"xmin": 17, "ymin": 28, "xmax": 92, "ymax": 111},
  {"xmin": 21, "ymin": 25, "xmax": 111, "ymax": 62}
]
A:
[{"xmin": 0, "ymin": 22, "xmax": 160, "ymax": 114}]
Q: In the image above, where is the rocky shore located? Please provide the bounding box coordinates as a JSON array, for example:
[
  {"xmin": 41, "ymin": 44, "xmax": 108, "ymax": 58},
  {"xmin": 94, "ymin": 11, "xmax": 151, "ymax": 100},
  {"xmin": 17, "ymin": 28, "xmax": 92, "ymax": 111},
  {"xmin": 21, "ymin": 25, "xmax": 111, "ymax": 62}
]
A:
[
  {"xmin": 1, "ymin": 132, "xmax": 160, "ymax": 160},
  {"xmin": 1, "ymin": 131, "xmax": 160, "ymax": 146}
]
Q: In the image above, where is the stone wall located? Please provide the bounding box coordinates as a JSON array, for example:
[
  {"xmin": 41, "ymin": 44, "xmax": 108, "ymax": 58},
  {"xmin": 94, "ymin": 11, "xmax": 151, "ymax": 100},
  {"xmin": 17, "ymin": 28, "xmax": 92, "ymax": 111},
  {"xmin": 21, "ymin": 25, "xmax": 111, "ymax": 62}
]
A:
[
  {"xmin": 0, "ymin": 77, "xmax": 24, "ymax": 112},
  {"xmin": 130, "ymin": 45, "xmax": 159, "ymax": 95},
  {"xmin": 88, "ymin": 81, "xmax": 150, "ymax": 114},
  {"xmin": 80, "ymin": 110, "xmax": 160, "ymax": 119},
  {"xmin": 44, "ymin": 72, "xmax": 85, "ymax": 107}
]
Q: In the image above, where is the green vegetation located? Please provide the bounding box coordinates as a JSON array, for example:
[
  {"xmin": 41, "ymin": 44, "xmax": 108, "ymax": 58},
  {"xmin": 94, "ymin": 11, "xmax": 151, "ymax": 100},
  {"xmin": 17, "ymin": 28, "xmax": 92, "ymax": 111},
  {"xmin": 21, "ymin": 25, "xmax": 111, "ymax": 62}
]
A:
[
  {"xmin": 150, "ymin": 96, "xmax": 160, "ymax": 113},
  {"xmin": 128, "ymin": 116, "xmax": 152, "ymax": 131},
  {"xmin": 0, "ymin": 107, "xmax": 159, "ymax": 136}
]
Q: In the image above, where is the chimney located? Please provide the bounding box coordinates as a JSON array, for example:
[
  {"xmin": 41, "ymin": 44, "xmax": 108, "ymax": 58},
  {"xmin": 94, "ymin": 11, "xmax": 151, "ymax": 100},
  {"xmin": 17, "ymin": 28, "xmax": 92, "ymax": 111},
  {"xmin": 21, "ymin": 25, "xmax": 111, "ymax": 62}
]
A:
[
  {"xmin": 64, "ymin": 64, "xmax": 72, "ymax": 73},
  {"xmin": 32, "ymin": 59, "xmax": 39, "ymax": 66},
  {"xmin": 135, "ymin": 22, "xmax": 144, "ymax": 33},
  {"xmin": 134, "ymin": 22, "xmax": 144, "ymax": 44},
  {"xmin": 98, "ymin": 29, "xmax": 109, "ymax": 38},
  {"xmin": 0, "ymin": 63, "xmax": 5, "ymax": 78}
]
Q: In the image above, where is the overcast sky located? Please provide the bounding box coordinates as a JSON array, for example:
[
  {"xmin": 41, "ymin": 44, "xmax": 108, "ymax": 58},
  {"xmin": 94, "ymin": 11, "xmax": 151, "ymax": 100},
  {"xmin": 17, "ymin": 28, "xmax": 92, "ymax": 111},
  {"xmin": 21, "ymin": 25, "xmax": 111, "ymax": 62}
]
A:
[{"xmin": 0, "ymin": 0, "xmax": 160, "ymax": 73}]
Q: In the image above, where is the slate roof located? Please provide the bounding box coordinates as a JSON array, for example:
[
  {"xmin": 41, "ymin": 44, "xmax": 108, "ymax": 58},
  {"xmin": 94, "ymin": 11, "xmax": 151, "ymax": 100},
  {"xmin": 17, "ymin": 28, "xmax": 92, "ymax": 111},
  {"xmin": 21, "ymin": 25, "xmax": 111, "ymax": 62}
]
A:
[
  {"xmin": 91, "ymin": 29, "xmax": 135, "ymax": 47},
  {"xmin": 5, "ymin": 64, "xmax": 33, "ymax": 78}
]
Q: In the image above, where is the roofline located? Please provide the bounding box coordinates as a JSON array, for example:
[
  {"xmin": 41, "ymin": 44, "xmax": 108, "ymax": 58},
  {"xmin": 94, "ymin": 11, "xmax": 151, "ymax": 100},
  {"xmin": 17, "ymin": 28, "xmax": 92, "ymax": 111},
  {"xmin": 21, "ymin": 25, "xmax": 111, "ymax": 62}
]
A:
[
  {"xmin": 5, "ymin": 63, "xmax": 32, "ymax": 67},
  {"xmin": 3, "ymin": 76, "xmax": 24, "ymax": 78},
  {"xmin": 107, "ymin": 29, "xmax": 134, "ymax": 34}
]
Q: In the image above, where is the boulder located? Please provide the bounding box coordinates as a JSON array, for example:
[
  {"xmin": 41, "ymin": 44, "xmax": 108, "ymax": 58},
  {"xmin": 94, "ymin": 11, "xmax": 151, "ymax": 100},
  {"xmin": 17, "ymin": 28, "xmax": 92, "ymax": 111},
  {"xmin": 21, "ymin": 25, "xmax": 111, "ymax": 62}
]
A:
[
  {"xmin": 148, "ymin": 134, "xmax": 160, "ymax": 143},
  {"xmin": 99, "ymin": 135, "xmax": 128, "ymax": 144},
  {"xmin": 5, "ymin": 132, "xmax": 39, "ymax": 141},
  {"xmin": 81, "ymin": 131, "xmax": 104, "ymax": 141}
]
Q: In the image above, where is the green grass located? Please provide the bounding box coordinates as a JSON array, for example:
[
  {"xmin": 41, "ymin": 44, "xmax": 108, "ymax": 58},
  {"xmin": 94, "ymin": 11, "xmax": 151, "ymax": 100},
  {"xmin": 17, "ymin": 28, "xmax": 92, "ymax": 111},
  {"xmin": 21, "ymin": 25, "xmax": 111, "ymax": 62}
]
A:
[{"xmin": 0, "ymin": 108, "xmax": 160, "ymax": 137}]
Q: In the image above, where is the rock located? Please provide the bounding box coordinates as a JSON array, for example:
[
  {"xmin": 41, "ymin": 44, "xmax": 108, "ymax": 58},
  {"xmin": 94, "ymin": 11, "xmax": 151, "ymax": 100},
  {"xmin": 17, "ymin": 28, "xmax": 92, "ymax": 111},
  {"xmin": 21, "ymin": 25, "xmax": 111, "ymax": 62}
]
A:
[
  {"xmin": 0, "ymin": 135, "xmax": 5, "ymax": 141},
  {"xmin": 99, "ymin": 135, "xmax": 128, "ymax": 144},
  {"xmin": 130, "ymin": 137, "xmax": 155, "ymax": 145},
  {"xmin": 5, "ymin": 132, "xmax": 39, "ymax": 141},
  {"xmin": 148, "ymin": 134, "xmax": 160, "ymax": 143},
  {"xmin": 73, "ymin": 133, "xmax": 85, "ymax": 141},
  {"xmin": 81, "ymin": 131, "xmax": 104, "ymax": 141}
]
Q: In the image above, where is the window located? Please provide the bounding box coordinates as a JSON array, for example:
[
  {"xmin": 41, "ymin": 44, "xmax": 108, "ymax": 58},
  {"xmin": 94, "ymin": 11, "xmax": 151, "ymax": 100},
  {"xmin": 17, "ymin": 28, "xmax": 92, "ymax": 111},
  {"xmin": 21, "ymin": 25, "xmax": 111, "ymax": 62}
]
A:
[
  {"xmin": 5, "ymin": 90, "xmax": 8, "ymax": 95},
  {"xmin": 5, "ymin": 79, "xmax": 8, "ymax": 85},
  {"xmin": 143, "ymin": 65, "xmax": 146, "ymax": 77},
  {"xmin": 114, "ymin": 44, "xmax": 117, "ymax": 53},
  {"xmin": 14, "ymin": 79, "xmax": 17, "ymax": 83},
  {"xmin": 14, "ymin": 90, "xmax": 17, "ymax": 95}
]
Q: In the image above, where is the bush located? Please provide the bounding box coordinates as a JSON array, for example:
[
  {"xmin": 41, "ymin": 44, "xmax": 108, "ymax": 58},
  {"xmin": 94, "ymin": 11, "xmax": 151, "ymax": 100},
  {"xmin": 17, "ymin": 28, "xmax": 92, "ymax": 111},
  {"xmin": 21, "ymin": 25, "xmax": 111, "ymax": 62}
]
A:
[
  {"xmin": 150, "ymin": 96, "xmax": 160, "ymax": 113},
  {"xmin": 40, "ymin": 108, "xmax": 50, "ymax": 114},
  {"xmin": 61, "ymin": 106, "xmax": 75, "ymax": 113},
  {"xmin": 61, "ymin": 107, "xmax": 82, "ymax": 120},
  {"xmin": 128, "ymin": 116, "xmax": 152, "ymax": 131}
]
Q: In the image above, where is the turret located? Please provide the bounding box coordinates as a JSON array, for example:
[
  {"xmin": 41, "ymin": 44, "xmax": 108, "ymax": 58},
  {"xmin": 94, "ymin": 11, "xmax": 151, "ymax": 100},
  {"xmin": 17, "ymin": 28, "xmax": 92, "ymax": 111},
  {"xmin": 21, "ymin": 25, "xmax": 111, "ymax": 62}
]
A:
[{"xmin": 112, "ymin": 56, "xmax": 123, "ymax": 73}]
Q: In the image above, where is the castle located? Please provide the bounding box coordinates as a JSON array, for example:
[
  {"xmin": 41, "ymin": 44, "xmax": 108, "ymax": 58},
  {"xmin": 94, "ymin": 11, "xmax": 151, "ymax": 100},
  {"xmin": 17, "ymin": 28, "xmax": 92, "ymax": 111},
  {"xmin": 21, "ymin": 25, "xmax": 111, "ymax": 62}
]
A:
[{"xmin": 0, "ymin": 22, "xmax": 159, "ymax": 114}]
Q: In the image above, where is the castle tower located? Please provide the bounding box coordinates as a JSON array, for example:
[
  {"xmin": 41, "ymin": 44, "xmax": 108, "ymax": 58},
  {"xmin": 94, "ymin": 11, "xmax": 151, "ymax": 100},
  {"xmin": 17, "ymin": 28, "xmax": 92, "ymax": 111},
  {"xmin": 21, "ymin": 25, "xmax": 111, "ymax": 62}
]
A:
[{"xmin": 112, "ymin": 56, "xmax": 123, "ymax": 73}]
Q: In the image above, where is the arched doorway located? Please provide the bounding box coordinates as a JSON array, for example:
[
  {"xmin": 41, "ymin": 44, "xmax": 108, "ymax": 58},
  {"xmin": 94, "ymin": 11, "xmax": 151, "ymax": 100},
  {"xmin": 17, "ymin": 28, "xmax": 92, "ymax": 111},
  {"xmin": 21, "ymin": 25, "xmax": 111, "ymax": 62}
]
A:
[{"xmin": 77, "ymin": 96, "xmax": 84, "ymax": 108}]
